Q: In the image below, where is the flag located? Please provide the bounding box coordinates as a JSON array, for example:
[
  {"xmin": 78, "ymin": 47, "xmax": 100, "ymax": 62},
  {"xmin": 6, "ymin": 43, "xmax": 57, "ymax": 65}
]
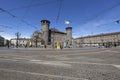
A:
[{"xmin": 65, "ymin": 20, "xmax": 70, "ymax": 24}]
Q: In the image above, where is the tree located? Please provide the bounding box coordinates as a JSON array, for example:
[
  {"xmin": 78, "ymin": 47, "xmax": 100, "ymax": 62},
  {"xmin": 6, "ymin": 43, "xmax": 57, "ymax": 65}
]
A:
[{"xmin": 32, "ymin": 31, "xmax": 43, "ymax": 47}]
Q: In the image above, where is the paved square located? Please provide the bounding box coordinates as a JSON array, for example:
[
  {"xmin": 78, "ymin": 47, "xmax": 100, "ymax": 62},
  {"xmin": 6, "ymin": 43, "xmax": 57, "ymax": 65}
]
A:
[{"xmin": 0, "ymin": 47, "xmax": 120, "ymax": 80}]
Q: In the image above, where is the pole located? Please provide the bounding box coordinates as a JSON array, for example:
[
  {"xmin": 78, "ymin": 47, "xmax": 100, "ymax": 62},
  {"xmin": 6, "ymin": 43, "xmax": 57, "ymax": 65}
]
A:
[
  {"xmin": 53, "ymin": 29, "xmax": 55, "ymax": 49},
  {"xmin": 15, "ymin": 32, "xmax": 21, "ymax": 48}
]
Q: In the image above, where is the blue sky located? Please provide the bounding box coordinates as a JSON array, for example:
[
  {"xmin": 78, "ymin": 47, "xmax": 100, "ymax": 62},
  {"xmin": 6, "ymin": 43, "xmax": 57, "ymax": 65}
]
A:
[{"xmin": 0, "ymin": 0, "xmax": 120, "ymax": 40}]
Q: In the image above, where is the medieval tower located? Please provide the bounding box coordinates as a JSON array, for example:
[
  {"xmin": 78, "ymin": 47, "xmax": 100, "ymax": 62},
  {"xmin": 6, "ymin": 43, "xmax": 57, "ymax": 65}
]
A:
[
  {"xmin": 66, "ymin": 27, "xmax": 72, "ymax": 45},
  {"xmin": 41, "ymin": 20, "xmax": 50, "ymax": 45}
]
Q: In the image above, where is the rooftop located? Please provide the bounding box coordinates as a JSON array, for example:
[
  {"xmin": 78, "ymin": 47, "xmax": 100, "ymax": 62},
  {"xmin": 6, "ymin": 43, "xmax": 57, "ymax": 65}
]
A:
[
  {"xmin": 75, "ymin": 31, "xmax": 120, "ymax": 39},
  {"xmin": 50, "ymin": 28, "xmax": 66, "ymax": 34}
]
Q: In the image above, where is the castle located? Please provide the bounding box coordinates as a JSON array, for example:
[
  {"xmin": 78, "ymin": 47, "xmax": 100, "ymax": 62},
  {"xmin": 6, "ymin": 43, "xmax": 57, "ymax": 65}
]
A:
[{"xmin": 32, "ymin": 20, "xmax": 72, "ymax": 48}]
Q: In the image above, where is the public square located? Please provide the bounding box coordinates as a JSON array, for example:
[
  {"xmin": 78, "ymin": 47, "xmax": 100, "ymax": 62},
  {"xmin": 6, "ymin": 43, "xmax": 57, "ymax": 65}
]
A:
[{"xmin": 0, "ymin": 47, "xmax": 120, "ymax": 80}]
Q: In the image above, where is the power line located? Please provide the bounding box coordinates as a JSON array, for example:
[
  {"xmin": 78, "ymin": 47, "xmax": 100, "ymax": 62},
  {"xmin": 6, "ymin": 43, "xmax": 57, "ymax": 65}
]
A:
[
  {"xmin": 22, "ymin": 0, "xmax": 34, "ymax": 19},
  {"xmin": 56, "ymin": 0, "xmax": 63, "ymax": 23},
  {"xmin": 0, "ymin": 8, "xmax": 16, "ymax": 17},
  {"xmin": 0, "ymin": 0, "xmax": 60, "ymax": 31},
  {"xmin": 0, "ymin": 8, "xmax": 38, "ymax": 30},
  {"xmin": 0, "ymin": 24, "xmax": 12, "ymax": 29},
  {"xmin": 16, "ymin": 0, "xmax": 36, "ymax": 32},
  {"xmin": 0, "ymin": 0, "xmax": 58, "ymax": 12},
  {"xmin": 96, "ymin": 19, "xmax": 120, "ymax": 28},
  {"xmin": 93, "ymin": 19, "xmax": 120, "ymax": 34},
  {"xmin": 83, "ymin": 2, "xmax": 120, "ymax": 23}
]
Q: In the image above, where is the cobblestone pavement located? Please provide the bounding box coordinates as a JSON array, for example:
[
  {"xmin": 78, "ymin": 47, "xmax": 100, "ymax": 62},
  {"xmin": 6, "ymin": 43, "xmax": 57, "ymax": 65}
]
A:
[{"xmin": 0, "ymin": 47, "xmax": 120, "ymax": 80}]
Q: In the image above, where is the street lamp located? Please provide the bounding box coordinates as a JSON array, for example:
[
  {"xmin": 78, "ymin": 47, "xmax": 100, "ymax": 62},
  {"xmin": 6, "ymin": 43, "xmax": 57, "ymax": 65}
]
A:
[{"xmin": 15, "ymin": 32, "xmax": 21, "ymax": 48}]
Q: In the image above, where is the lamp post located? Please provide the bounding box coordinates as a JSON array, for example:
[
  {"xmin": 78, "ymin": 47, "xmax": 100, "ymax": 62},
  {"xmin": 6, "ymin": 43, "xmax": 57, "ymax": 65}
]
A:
[{"xmin": 15, "ymin": 32, "xmax": 21, "ymax": 48}]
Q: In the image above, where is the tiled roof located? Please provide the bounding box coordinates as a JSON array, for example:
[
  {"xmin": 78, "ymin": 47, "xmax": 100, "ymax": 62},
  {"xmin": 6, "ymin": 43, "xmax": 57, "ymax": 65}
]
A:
[
  {"xmin": 50, "ymin": 28, "xmax": 66, "ymax": 34},
  {"xmin": 75, "ymin": 31, "xmax": 120, "ymax": 39}
]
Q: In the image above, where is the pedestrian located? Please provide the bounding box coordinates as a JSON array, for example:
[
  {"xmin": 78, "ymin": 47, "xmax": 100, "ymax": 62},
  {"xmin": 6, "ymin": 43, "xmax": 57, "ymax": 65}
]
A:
[
  {"xmin": 7, "ymin": 41, "xmax": 10, "ymax": 48},
  {"xmin": 60, "ymin": 43, "xmax": 63, "ymax": 50},
  {"xmin": 44, "ymin": 45, "xmax": 47, "ymax": 48},
  {"xmin": 25, "ymin": 44, "xmax": 27, "ymax": 48}
]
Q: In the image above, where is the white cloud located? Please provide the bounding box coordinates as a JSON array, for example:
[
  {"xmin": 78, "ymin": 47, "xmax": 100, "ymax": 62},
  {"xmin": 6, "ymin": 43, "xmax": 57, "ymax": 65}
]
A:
[
  {"xmin": 72, "ymin": 18, "xmax": 117, "ymax": 38},
  {"xmin": 0, "ymin": 32, "xmax": 15, "ymax": 40}
]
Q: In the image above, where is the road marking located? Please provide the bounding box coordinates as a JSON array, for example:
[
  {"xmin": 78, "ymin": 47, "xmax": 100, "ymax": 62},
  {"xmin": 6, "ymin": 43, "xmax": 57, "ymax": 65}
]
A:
[
  {"xmin": 59, "ymin": 61, "xmax": 120, "ymax": 69},
  {"xmin": 1, "ymin": 58, "xmax": 120, "ymax": 70},
  {"xmin": 30, "ymin": 59, "xmax": 72, "ymax": 68},
  {"xmin": 0, "ymin": 58, "xmax": 18, "ymax": 61},
  {"xmin": 29, "ymin": 59, "xmax": 120, "ymax": 70},
  {"xmin": 30, "ymin": 59, "xmax": 120, "ymax": 66},
  {"xmin": 0, "ymin": 68, "xmax": 88, "ymax": 80},
  {"xmin": 113, "ymin": 65, "xmax": 120, "ymax": 69}
]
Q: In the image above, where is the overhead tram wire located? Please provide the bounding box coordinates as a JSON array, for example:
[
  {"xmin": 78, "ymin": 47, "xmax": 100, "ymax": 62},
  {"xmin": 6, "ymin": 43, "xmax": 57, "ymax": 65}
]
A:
[
  {"xmin": 95, "ymin": 21, "xmax": 115, "ymax": 28},
  {"xmin": 0, "ymin": 24, "xmax": 12, "ymax": 29},
  {"xmin": 83, "ymin": 1, "xmax": 120, "ymax": 24},
  {"xmin": 21, "ymin": 0, "xmax": 37, "ymax": 30},
  {"xmin": 0, "ymin": 0, "xmax": 60, "ymax": 30},
  {"xmin": 56, "ymin": 0, "xmax": 63, "ymax": 23},
  {"xmin": 16, "ymin": 0, "xmax": 32, "ymax": 31},
  {"xmin": 22, "ymin": 0, "xmax": 34, "ymax": 19},
  {"xmin": 0, "ymin": 0, "xmax": 61, "ymax": 39},
  {"xmin": 97, "ymin": 19, "xmax": 120, "ymax": 28},
  {"xmin": 1, "ymin": 24, "xmax": 21, "ymax": 37},
  {"xmin": 0, "ymin": 8, "xmax": 16, "ymax": 17},
  {"xmin": 0, "ymin": 0, "xmax": 59, "ymax": 13},
  {"xmin": 79, "ymin": 2, "xmax": 120, "ymax": 34},
  {"xmin": 0, "ymin": 8, "xmax": 38, "ymax": 30},
  {"xmin": 0, "ymin": 24, "xmax": 18, "ymax": 35},
  {"xmin": 87, "ymin": 19, "xmax": 120, "ymax": 35},
  {"xmin": 16, "ymin": 0, "xmax": 35, "ymax": 36}
]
